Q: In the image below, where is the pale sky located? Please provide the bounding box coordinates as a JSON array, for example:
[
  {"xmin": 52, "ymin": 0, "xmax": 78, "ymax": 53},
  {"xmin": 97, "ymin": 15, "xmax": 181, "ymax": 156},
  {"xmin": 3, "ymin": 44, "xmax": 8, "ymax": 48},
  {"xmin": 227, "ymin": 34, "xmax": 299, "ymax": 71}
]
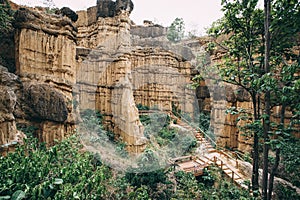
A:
[{"xmin": 11, "ymin": 0, "xmax": 225, "ymax": 35}]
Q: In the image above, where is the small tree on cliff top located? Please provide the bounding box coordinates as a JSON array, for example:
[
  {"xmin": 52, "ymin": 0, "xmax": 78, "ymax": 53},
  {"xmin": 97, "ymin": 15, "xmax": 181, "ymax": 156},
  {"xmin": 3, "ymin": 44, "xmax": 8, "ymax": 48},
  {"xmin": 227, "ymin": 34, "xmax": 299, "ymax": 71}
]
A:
[
  {"xmin": 167, "ymin": 17, "xmax": 185, "ymax": 42},
  {"xmin": 42, "ymin": 0, "xmax": 55, "ymax": 9}
]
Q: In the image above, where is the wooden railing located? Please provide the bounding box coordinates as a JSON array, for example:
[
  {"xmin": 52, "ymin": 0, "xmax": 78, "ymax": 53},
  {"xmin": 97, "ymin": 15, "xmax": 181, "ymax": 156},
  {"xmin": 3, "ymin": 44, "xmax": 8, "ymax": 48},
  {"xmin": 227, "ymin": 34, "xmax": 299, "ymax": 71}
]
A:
[
  {"xmin": 174, "ymin": 112, "xmax": 252, "ymax": 165},
  {"xmin": 210, "ymin": 156, "xmax": 244, "ymax": 184}
]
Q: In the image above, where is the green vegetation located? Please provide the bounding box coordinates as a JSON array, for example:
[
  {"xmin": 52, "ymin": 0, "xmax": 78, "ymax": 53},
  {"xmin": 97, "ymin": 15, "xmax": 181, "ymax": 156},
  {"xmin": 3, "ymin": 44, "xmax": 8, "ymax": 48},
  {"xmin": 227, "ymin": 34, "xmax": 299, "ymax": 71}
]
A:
[
  {"xmin": 139, "ymin": 109, "xmax": 197, "ymax": 156},
  {"xmin": 0, "ymin": 135, "xmax": 254, "ymax": 199},
  {"xmin": 0, "ymin": 106, "xmax": 255, "ymax": 199},
  {"xmin": 198, "ymin": 112, "xmax": 211, "ymax": 132},
  {"xmin": 200, "ymin": 0, "xmax": 300, "ymax": 198},
  {"xmin": 0, "ymin": 0, "xmax": 13, "ymax": 37},
  {"xmin": 136, "ymin": 104, "xmax": 150, "ymax": 111},
  {"xmin": 167, "ymin": 17, "xmax": 185, "ymax": 42},
  {"xmin": 0, "ymin": 136, "xmax": 122, "ymax": 199},
  {"xmin": 279, "ymin": 138, "xmax": 300, "ymax": 187},
  {"xmin": 274, "ymin": 183, "xmax": 300, "ymax": 200},
  {"xmin": 79, "ymin": 109, "xmax": 129, "ymax": 158}
]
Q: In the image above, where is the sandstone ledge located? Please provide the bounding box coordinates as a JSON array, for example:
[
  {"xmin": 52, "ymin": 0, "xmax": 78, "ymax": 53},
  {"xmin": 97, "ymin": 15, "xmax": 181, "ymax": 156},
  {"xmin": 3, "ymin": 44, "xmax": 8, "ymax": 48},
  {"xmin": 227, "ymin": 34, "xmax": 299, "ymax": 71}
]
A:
[{"xmin": 14, "ymin": 8, "xmax": 77, "ymax": 41}]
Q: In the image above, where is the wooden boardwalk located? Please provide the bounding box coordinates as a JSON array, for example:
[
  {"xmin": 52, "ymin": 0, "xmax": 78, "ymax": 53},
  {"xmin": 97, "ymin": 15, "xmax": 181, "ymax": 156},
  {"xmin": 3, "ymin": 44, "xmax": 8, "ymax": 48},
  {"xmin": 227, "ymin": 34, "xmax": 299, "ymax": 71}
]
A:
[
  {"xmin": 173, "ymin": 115, "xmax": 251, "ymax": 189},
  {"xmin": 139, "ymin": 110, "xmax": 251, "ymax": 189},
  {"xmin": 169, "ymin": 155, "xmax": 209, "ymax": 176}
]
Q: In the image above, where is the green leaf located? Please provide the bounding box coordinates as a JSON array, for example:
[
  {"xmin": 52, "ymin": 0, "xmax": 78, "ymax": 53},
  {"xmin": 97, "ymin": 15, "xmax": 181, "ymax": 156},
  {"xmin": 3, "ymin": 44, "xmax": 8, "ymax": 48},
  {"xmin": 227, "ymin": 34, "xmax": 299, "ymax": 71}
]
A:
[
  {"xmin": 53, "ymin": 178, "xmax": 63, "ymax": 185},
  {"xmin": 276, "ymin": 143, "xmax": 282, "ymax": 149},
  {"xmin": 11, "ymin": 190, "xmax": 25, "ymax": 200},
  {"xmin": 0, "ymin": 196, "xmax": 11, "ymax": 200}
]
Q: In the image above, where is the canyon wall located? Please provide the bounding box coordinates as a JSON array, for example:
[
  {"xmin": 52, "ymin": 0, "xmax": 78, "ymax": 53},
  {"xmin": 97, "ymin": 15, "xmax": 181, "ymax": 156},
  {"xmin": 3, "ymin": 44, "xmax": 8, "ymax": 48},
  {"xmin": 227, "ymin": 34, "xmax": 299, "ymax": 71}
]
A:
[
  {"xmin": 2, "ymin": 7, "xmax": 78, "ymax": 151},
  {"xmin": 75, "ymin": 3, "xmax": 196, "ymax": 152},
  {"xmin": 0, "ymin": 1, "xmax": 247, "ymax": 153},
  {"xmin": 2, "ymin": 0, "xmax": 296, "ymax": 154}
]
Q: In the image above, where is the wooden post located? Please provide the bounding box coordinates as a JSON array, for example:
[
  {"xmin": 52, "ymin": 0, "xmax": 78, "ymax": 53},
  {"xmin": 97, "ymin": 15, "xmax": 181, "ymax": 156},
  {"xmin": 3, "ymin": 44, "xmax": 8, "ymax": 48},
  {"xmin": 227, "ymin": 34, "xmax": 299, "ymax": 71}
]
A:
[
  {"xmin": 221, "ymin": 161, "xmax": 223, "ymax": 169},
  {"xmin": 232, "ymin": 172, "xmax": 234, "ymax": 182},
  {"xmin": 214, "ymin": 156, "xmax": 216, "ymax": 164},
  {"xmin": 235, "ymin": 152, "xmax": 238, "ymax": 168}
]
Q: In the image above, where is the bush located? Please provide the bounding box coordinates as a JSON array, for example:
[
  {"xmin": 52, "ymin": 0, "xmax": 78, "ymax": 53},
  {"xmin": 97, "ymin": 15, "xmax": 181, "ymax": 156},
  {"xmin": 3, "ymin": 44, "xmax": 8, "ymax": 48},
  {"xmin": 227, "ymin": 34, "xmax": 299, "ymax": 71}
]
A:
[
  {"xmin": 275, "ymin": 183, "xmax": 300, "ymax": 200},
  {"xmin": 136, "ymin": 104, "xmax": 150, "ymax": 111},
  {"xmin": 0, "ymin": 0, "xmax": 13, "ymax": 36},
  {"xmin": 0, "ymin": 135, "xmax": 128, "ymax": 199}
]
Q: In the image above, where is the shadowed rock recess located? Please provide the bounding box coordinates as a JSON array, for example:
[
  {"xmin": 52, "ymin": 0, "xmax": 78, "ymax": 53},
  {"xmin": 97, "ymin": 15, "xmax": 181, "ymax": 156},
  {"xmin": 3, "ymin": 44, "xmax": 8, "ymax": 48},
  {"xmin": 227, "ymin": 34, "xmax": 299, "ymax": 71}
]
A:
[{"xmin": 0, "ymin": 0, "xmax": 292, "ymax": 154}]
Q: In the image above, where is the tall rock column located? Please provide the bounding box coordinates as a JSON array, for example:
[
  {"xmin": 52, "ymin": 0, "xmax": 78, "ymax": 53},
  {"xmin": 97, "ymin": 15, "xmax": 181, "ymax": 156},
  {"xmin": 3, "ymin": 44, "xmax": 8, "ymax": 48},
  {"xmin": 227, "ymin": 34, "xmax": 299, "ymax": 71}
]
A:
[{"xmin": 111, "ymin": 59, "xmax": 147, "ymax": 153}]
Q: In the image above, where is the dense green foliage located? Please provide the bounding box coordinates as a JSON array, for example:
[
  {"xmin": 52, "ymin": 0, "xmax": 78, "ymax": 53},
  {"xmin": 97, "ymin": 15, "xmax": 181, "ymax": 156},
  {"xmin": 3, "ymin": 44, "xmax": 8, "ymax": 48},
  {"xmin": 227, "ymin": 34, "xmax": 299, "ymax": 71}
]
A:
[
  {"xmin": 274, "ymin": 183, "xmax": 300, "ymax": 200},
  {"xmin": 198, "ymin": 112, "xmax": 210, "ymax": 132},
  {"xmin": 278, "ymin": 138, "xmax": 300, "ymax": 187},
  {"xmin": 0, "ymin": 106, "xmax": 256, "ymax": 199},
  {"xmin": 204, "ymin": 0, "xmax": 300, "ymax": 196},
  {"xmin": 0, "ymin": 136, "xmax": 129, "ymax": 199},
  {"xmin": 0, "ymin": 0, "xmax": 13, "ymax": 36},
  {"xmin": 140, "ymin": 111, "xmax": 197, "ymax": 156},
  {"xmin": 0, "ymin": 134, "xmax": 255, "ymax": 199}
]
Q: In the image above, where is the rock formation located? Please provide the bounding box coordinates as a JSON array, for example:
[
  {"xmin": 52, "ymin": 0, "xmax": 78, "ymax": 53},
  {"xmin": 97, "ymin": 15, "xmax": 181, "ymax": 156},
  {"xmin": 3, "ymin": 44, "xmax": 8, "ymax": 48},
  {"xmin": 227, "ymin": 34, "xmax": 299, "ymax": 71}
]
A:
[
  {"xmin": 7, "ymin": 7, "xmax": 78, "ymax": 148},
  {"xmin": 55, "ymin": 7, "xmax": 79, "ymax": 22},
  {"xmin": 0, "ymin": 65, "xmax": 25, "ymax": 155},
  {"xmin": 96, "ymin": 0, "xmax": 134, "ymax": 18},
  {"xmin": 1, "ymin": 0, "xmax": 297, "ymax": 154},
  {"xmin": 0, "ymin": 1, "xmax": 245, "ymax": 153},
  {"xmin": 73, "ymin": 0, "xmax": 197, "ymax": 152}
]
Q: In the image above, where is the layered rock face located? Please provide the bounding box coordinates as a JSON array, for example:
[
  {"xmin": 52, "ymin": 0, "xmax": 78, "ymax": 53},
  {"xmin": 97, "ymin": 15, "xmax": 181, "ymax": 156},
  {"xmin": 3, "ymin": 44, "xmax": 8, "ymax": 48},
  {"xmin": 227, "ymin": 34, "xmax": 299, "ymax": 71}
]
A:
[
  {"xmin": 77, "ymin": 49, "xmax": 149, "ymax": 152},
  {"xmin": 212, "ymin": 85, "xmax": 253, "ymax": 152},
  {"xmin": 14, "ymin": 8, "xmax": 77, "ymax": 98},
  {"xmin": 0, "ymin": 66, "xmax": 25, "ymax": 155},
  {"xmin": 130, "ymin": 49, "xmax": 195, "ymax": 114},
  {"xmin": 76, "ymin": 2, "xmax": 146, "ymax": 152},
  {"xmin": 76, "ymin": 11, "xmax": 131, "ymax": 51},
  {"xmin": 75, "ymin": 2, "xmax": 197, "ymax": 152},
  {"xmin": 11, "ymin": 8, "xmax": 78, "ymax": 145}
]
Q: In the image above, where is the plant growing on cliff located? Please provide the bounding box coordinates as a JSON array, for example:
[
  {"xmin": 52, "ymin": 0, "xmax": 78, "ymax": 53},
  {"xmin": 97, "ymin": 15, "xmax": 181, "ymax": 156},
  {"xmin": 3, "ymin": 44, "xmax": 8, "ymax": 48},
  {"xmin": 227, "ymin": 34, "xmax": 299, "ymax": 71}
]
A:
[
  {"xmin": 167, "ymin": 17, "xmax": 185, "ymax": 42},
  {"xmin": 0, "ymin": 0, "xmax": 13, "ymax": 36}
]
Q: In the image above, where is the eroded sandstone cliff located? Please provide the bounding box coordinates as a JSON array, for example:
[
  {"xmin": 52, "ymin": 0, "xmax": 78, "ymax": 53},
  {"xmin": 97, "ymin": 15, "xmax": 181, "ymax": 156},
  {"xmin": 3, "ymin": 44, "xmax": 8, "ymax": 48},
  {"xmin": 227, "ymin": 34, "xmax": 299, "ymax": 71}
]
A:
[
  {"xmin": 0, "ymin": 7, "xmax": 78, "ymax": 155},
  {"xmin": 0, "ymin": 0, "xmax": 249, "ymax": 154},
  {"xmin": 74, "ymin": 2, "xmax": 196, "ymax": 152},
  {"xmin": 2, "ymin": 0, "xmax": 294, "ymax": 155}
]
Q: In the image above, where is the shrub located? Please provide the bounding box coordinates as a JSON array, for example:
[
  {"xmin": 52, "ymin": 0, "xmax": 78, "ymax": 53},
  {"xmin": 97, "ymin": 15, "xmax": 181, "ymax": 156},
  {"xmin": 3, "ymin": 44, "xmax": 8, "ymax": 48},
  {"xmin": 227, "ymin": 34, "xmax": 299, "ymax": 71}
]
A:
[{"xmin": 0, "ymin": 135, "xmax": 128, "ymax": 199}]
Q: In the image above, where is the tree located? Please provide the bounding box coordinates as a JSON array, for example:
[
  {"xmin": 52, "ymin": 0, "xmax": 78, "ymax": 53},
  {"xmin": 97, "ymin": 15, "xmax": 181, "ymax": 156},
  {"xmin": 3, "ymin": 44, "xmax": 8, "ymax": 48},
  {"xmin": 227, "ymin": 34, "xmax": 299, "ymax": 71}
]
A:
[
  {"xmin": 208, "ymin": 0, "xmax": 265, "ymax": 191},
  {"xmin": 264, "ymin": 0, "xmax": 300, "ymax": 198},
  {"xmin": 262, "ymin": 0, "xmax": 271, "ymax": 199},
  {"xmin": 167, "ymin": 17, "xmax": 185, "ymax": 42},
  {"xmin": 207, "ymin": 0, "xmax": 300, "ymax": 197},
  {"xmin": 42, "ymin": 0, "xmax": 55, "ymax": 9}
]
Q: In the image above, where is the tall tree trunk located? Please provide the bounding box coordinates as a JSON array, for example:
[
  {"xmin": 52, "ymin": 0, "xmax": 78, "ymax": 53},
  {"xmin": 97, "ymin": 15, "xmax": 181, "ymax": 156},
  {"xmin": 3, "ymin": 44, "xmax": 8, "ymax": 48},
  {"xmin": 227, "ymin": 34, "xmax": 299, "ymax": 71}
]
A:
[
  {"xmin": 252, "ymin": 93, "xmax": 260, "ymax": 191},
  {"xmin": 262, "ymin": 0, "xmax": 271, "ymax": 199},
  {"xmin": 267, "ymin": 147, "xmax": 280, "ymax": 200},
  {"xmin": 267, "ymin": 105, "xmax": 285, "ymax": 200}
]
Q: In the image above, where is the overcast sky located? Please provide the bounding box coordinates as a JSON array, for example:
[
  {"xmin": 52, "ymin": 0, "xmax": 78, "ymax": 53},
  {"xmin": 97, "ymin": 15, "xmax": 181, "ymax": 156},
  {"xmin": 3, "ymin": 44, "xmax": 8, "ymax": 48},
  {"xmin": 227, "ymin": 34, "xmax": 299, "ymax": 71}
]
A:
[{"xmin": 11, "ymin": 0, "xmax": 225, "ymax": 35}]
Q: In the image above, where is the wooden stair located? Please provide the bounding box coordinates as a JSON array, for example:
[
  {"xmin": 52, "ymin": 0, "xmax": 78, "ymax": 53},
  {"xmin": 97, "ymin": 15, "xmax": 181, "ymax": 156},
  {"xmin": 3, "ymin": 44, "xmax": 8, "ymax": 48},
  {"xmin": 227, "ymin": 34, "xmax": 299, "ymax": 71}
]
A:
[
  {"xmin": 140, "ymin": 111, "xmax": 251, "ymax": 189},
  {"xmin": 173, "ymin": 115, "xmax": 250, "ymax": 189}
]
